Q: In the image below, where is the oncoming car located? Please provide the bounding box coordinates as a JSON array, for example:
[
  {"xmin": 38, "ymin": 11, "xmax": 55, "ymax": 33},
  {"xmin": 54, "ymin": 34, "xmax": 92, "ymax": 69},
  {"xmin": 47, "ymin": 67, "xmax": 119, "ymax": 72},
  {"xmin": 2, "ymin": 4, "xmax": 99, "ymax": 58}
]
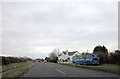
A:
[{"xmin": 43, "ymin": 60, "xmax": 47, "ymax": 63}]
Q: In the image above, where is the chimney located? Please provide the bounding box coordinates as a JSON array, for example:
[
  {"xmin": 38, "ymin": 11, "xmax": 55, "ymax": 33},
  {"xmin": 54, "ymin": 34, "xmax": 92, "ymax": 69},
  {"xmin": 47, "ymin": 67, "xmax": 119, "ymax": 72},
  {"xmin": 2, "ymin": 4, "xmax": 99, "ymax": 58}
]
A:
[{"xmin": 66, "ymin": 50, "xmax": 68, "ymax": 56}]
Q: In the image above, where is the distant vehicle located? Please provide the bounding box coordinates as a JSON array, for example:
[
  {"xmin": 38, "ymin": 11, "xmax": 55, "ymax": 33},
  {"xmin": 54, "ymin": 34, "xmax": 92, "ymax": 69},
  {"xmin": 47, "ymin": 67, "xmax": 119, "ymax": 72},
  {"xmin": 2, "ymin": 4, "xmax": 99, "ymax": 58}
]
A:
[
  {"xmin": 72, "ymin": 54, "xmax": 99, "ymax": 65},
  {"xmin": 44, "ymin": 60, "xmax": 47, "ymax": 63},
  {"xmin": 36, "ymin": 58, "xmax": 44, "ymax": 62}
]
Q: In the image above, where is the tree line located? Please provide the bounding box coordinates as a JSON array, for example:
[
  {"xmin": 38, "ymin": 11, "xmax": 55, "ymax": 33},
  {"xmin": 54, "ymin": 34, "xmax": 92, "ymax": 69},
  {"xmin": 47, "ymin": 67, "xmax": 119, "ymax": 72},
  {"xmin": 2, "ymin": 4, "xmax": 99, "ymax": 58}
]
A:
[{"xmin": 1, "ymin": 56, "xmax": 33, "ymax": 65}]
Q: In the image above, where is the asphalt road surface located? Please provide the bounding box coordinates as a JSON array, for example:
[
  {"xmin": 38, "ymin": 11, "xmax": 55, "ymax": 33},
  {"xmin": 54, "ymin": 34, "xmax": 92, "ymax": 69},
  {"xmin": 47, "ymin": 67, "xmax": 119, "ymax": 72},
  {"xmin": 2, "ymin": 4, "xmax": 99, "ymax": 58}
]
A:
[{"xmin": 23, "ymin": 62, "xmax": 118, "ymax": 77}]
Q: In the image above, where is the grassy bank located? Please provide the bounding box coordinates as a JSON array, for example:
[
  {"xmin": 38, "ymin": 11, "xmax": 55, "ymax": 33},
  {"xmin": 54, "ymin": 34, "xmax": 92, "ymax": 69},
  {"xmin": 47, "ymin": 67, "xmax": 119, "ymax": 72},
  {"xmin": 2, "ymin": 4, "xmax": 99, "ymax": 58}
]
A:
[
  {"xmin": 2, "ymin": 61, "xmax": 34, "ymax": 73},
  {"xmin": 59, "ymin": 63, "xmax": 119, "ymax": 74},
  {"xmin": 2, "ymin": 61, "xmax": 36, "ymax": 78}
]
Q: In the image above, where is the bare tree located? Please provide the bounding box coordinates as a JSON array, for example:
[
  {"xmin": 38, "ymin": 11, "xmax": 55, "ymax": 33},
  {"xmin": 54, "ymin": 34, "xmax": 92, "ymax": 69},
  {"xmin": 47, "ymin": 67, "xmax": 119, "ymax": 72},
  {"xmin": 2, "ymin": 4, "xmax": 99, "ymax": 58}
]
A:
[{"xmin": 49, "ymin": 49, "xmax": 60, "ymax": 63}]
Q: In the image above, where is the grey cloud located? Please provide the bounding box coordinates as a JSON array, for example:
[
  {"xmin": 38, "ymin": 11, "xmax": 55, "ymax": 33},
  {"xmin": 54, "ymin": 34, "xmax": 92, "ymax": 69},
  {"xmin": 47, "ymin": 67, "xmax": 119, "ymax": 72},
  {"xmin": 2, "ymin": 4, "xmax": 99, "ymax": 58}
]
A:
[{"xmin": 2, "ymin": 2, "xmax": 118, "ymax": 58}]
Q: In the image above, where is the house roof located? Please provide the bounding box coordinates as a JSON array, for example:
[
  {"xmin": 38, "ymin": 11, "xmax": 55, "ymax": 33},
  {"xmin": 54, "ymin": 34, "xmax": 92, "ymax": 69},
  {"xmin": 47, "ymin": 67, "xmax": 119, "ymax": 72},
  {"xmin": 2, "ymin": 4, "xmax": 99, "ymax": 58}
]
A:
[
  {"xmin": 68, "ymin": 51, "xmax": 78, "ymax": 56},
  {"xmin": 58, "ymin": 51, "xmax": 79, "ymax": 56},
  {"xmin": 58, "ymin": 53, "xmax": 62, "ymax": 56},
  {"xmin": 62, "ymin": 51, "xmax": 67, "ymax": 55}
]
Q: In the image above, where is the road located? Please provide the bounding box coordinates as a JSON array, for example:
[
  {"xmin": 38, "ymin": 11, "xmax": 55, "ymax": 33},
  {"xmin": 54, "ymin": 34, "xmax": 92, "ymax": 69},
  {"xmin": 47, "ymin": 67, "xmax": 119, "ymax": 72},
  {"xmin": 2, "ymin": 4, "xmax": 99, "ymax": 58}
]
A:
[{"xmin": 23, "ymin": 62, "xmax": 118, "ymax": 77}]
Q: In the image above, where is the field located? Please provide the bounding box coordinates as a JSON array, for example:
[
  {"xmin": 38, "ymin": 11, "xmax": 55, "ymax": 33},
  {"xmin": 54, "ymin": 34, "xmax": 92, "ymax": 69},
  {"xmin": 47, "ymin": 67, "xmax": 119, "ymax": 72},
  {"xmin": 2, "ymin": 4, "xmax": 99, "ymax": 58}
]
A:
[
  {"xmin": 2, "ymin": 61, "xmax": 36, "ymax": 78},
  {"xmin": 59, "ymin": 63, "xmax": 119, "ymax": 74}
]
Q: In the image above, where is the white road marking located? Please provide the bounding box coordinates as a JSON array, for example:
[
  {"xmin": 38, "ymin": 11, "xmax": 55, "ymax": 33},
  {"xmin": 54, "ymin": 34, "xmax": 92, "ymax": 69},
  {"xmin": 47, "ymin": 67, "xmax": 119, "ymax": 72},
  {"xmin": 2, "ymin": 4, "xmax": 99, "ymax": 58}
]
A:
[
  {"xmin": 46, "ymin": 63, "xmax": 53, "ymax": 68},
  {"xmin": 55, "ymin": 69, "xmax": 66, "ymax": 75},
  {"xmin": 46, "ymin": 64, "xmax": 66, "ymax": 75}
]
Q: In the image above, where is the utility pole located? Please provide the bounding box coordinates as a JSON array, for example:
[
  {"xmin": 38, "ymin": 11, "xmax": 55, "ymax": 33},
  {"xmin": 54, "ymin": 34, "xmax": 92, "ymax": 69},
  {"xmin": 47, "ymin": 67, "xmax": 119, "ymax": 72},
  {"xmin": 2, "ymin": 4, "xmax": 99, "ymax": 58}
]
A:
[{"xmin": 87, "ymin": 50, "xmax": 88, "ymax": 53}]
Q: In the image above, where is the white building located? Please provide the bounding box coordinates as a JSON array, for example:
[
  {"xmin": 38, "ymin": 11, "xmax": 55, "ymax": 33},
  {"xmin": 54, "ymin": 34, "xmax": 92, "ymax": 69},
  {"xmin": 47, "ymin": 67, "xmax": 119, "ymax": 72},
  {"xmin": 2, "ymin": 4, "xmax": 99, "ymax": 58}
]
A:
[{"xmin": 58, "ymin": 50, "xmax": 80, "ymax": 63}]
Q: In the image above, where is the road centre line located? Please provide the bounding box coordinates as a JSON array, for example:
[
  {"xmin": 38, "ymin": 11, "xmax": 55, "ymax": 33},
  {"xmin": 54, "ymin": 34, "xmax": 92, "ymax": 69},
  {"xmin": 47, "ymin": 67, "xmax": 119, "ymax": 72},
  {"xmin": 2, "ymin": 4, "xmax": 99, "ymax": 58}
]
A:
[
  {"xmin": 55, "ymin": 68, "xmax": 66, "ymax": 75},
  {"xmin": 46, "ymin": 63, "xmax": 53, "ymax": 68},
  {"xmin": 46, "ymin": 63, "xmax": 66, "ymax": 75}
]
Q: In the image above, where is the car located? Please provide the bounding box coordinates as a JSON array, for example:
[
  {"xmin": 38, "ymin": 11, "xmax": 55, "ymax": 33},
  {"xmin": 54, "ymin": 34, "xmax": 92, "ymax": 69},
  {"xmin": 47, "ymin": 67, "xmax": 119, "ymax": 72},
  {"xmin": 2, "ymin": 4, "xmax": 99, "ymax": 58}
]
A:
[{"xmin": 43, "ymin": 60, "xmax": 47, "ymax": 63}]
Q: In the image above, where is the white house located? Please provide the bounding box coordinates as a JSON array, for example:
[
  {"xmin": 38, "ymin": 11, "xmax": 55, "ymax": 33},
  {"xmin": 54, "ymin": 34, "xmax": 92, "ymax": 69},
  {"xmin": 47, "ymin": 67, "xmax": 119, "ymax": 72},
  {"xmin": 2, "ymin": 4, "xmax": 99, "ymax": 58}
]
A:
[{"xmin": 58, "ymin": 50, "xmax": 80, "ymax": 63}]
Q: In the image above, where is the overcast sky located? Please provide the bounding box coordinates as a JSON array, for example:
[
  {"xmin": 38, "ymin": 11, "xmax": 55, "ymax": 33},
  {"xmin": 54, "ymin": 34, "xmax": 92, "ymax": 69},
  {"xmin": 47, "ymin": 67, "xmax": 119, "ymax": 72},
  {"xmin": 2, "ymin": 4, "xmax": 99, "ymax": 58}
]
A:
[{"xmin": 2, "ymin": 1, "xmax": 118, "ymax": 59}]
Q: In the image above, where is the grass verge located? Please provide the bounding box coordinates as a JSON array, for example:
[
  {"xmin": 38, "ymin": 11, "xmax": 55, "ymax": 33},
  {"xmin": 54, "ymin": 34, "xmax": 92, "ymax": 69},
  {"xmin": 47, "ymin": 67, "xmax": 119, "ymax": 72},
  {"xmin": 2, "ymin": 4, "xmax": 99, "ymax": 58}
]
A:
[
  {"xmin": 59, "ymin": 63, "xmax": 119, "ymax": 74},
  {"xmin": 2, "ymin": 62, "xmax": 33, "ymax": 73},
  {"xmin": 2, "ymin": 61, "xmax": 36, "ymax": 79}
]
